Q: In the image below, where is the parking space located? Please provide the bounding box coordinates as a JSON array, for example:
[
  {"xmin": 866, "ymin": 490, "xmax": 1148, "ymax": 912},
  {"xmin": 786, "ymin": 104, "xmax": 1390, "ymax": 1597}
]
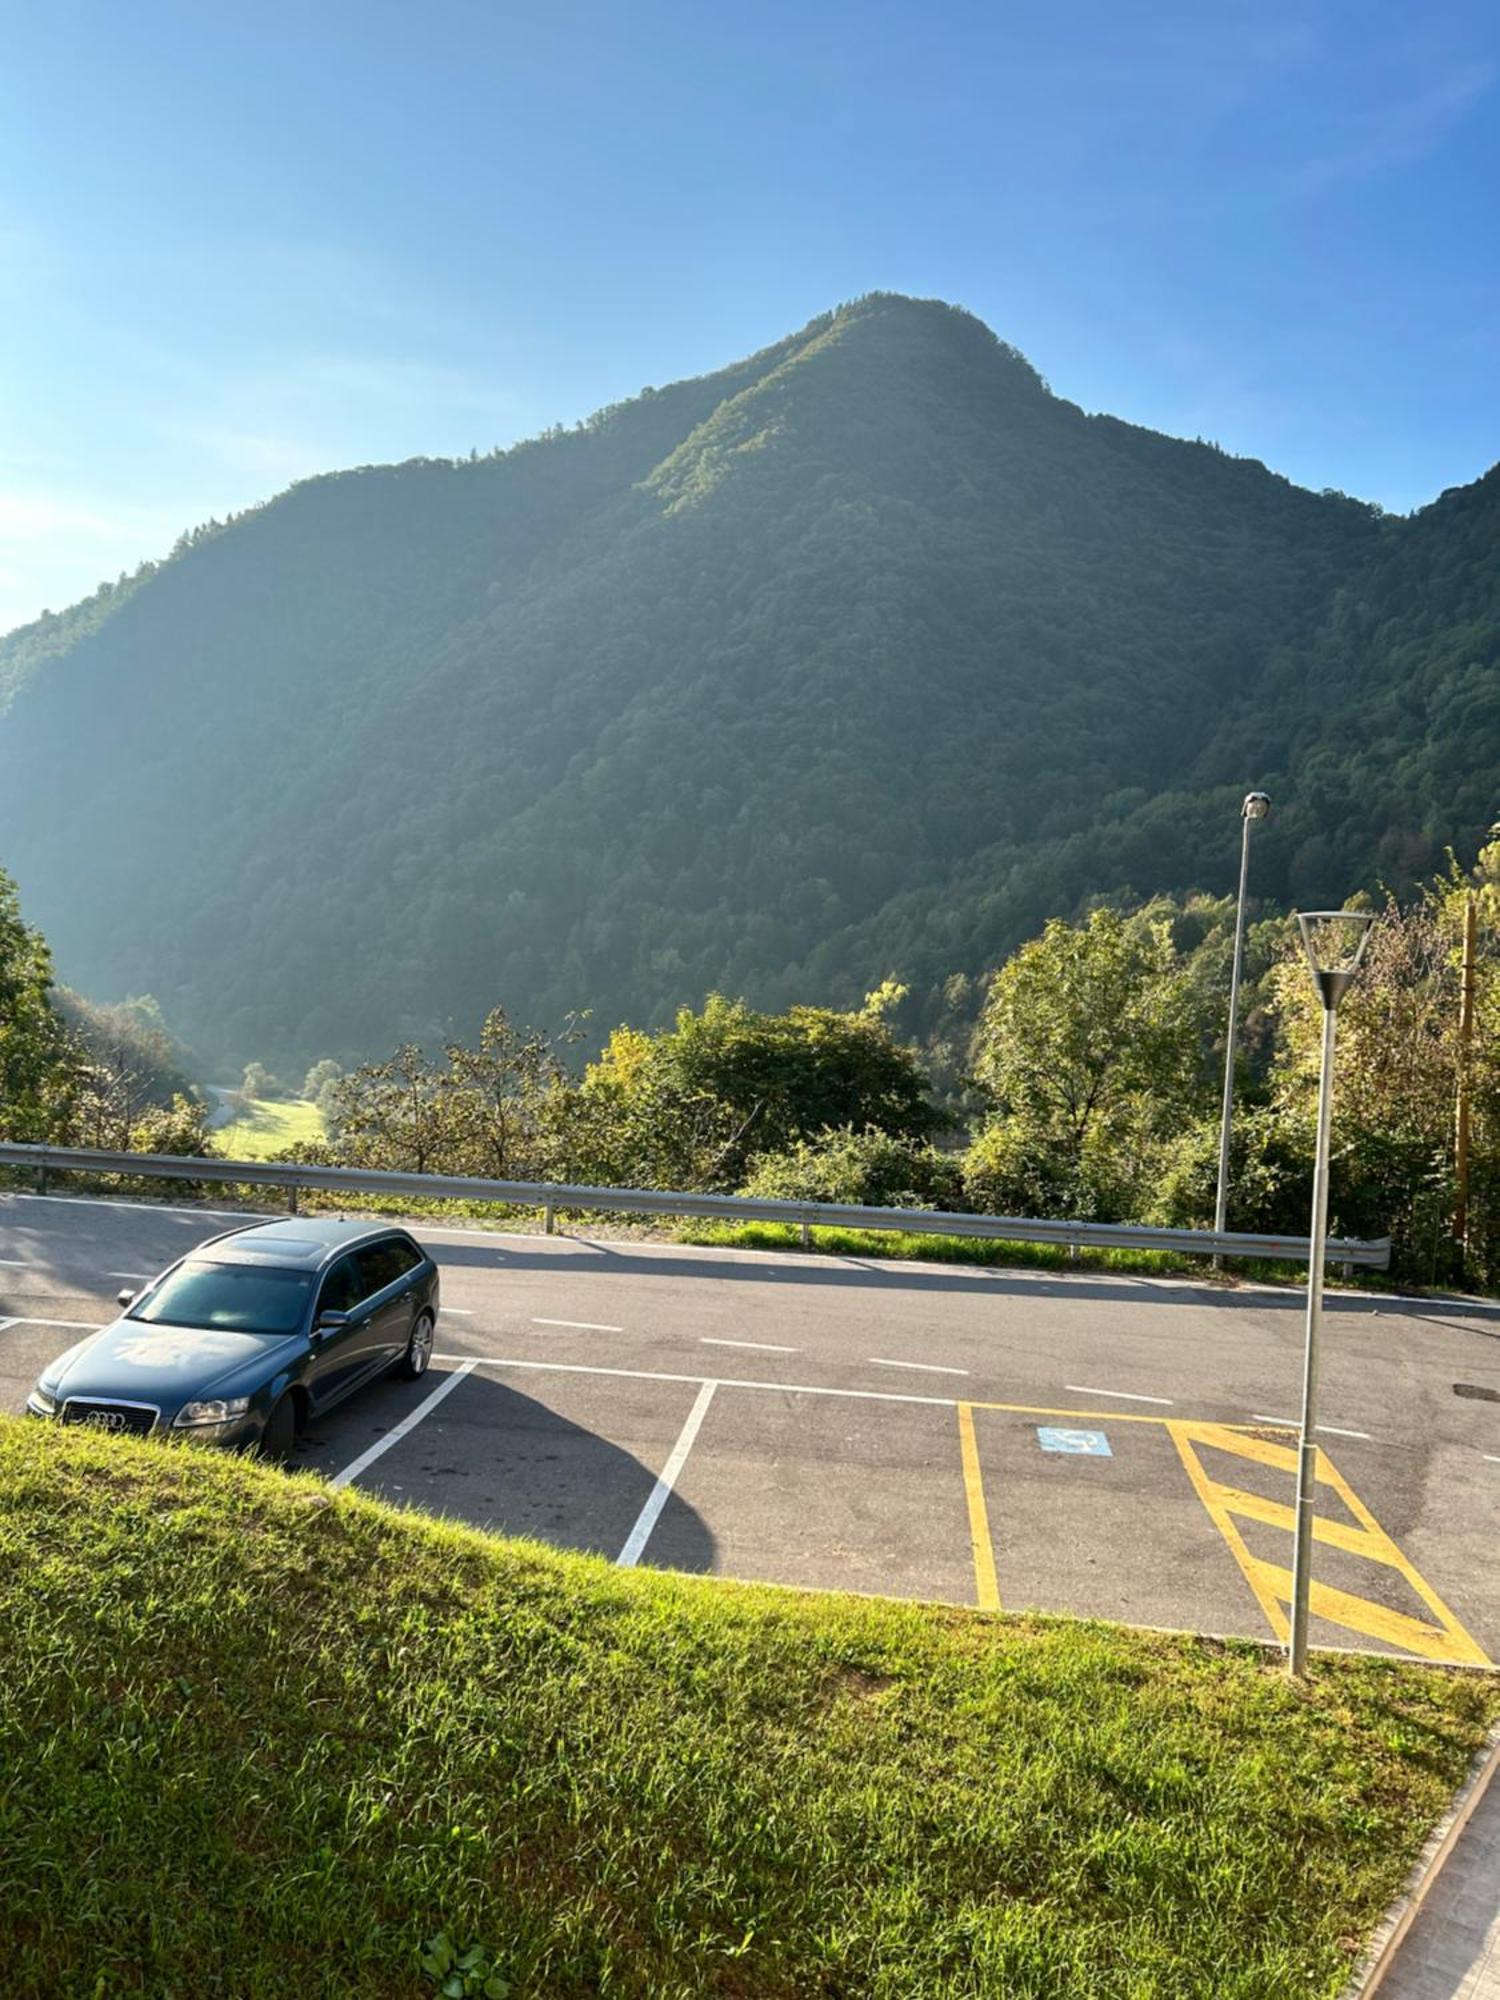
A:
[
  {"xmin": 2, "ymin": 1191, "xmax": 1497, "ymax": 1663},
  {"xmin": 668, "ymin": 1384, "xmax": 974, "ymax": 1601},
  {"xmin": 961, "ymin": 1403, "xmax": 1261, "ymax": 1633},
  {"xmin": 301, "ymin": 1361, "xmax": 713, "ymax": 1565}
]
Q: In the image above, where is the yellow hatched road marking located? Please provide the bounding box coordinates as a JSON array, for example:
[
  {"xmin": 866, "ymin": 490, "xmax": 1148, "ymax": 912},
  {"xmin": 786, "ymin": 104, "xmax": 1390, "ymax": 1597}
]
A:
[
  {"xmin": 957, "ymin": 1402, "xmax": 1001, "ymax": 1612},
  {"xmin": 1168, "ymin": 1424, "xmax": 1290, "ymax": 1641},
  {"xmin": 1169, "ymin": 1420, "xmax": 1491, "ymax": 1665},
  {"xmin": 1250, "ymin": 1560, "xmax": 1492, "ymax": 1666},
  {"xmin": 1207, "ymin": 1483, "xmax": 1393, "ymax": 1561}
]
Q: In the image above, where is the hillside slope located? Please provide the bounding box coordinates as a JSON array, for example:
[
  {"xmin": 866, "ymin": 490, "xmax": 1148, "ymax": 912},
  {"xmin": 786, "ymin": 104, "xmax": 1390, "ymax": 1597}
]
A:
[{"xmin": 0, "ymin": 293, "xmax": 1491, "ymax": 1070}]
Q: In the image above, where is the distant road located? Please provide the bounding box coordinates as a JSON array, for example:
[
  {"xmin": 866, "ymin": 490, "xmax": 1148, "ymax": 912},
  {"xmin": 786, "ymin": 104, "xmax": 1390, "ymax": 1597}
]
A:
[
  {"xmin": 2, "ymin": 1189, "xmax": 1497, "ymax": 1664},
  {"xmin": 204, "ymin": 1087, "xmax": 239, "ymax": 1131}
]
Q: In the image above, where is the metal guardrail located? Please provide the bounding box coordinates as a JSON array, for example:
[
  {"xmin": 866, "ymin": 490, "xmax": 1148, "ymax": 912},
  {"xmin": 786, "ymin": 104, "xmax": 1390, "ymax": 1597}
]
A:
[{"xmin": 0, "ymin": 1140, "xmax": 1392, "ymax": 1268}]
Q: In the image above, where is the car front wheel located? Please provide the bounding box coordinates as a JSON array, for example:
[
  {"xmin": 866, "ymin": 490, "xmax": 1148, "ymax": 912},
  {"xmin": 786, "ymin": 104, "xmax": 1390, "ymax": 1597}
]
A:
[
  {"xmin": 398, "ymin": 1310, "xmax": 435, "ymax": 1380},
  {"xmin": 260, "ymin": 1392, "xmax": 298, "ymax": 1462}
]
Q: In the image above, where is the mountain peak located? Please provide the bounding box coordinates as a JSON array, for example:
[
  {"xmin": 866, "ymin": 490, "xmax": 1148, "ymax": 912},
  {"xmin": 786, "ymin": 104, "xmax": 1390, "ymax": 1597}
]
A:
[{"xmin": 0, "ymin": 302, "xmax": 1490, "ymax": 1075}]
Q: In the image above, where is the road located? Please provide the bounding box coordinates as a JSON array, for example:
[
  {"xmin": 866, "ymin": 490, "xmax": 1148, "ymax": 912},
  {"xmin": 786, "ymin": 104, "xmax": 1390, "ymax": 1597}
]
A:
[{"xmin": 2, "ymin": 1188, "xmax": 1498, "ymax": 1664}]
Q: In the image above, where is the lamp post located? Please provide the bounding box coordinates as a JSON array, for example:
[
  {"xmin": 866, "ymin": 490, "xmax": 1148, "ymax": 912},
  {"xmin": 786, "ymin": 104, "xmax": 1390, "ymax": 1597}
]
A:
[
  {"xmin": 1213, "ymin": 792, "xmax": 1272, "ymax": 1256},
  {"xmin": 1287, "ymin": 907, "xmax": 1375, "ymax": 1677}
]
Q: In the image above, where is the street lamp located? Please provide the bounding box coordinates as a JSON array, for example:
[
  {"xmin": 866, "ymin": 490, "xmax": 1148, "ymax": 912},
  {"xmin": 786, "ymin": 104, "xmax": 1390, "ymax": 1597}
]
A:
[
  {"xmin": 1213, "ymin": 792, "xmax": 1272, "ymax": 1254},
  {"xmin": 1287, "ymin": 907, "xmax": 1375, "ymax": 1677}
]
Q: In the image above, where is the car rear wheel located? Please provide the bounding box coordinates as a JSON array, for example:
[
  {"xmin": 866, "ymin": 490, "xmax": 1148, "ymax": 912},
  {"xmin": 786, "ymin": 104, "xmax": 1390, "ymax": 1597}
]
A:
[
  {"xmin": 398, "ymin": 1310, "xmax": 435, "ymax": 1380},
  {"xmin": 260, "ymin": 1393, "xmax": 298, "ymax": 1462}
]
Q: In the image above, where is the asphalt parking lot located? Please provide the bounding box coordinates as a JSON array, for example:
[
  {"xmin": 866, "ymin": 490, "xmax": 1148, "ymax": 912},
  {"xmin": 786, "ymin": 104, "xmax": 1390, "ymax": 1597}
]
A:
[{"xmin": 3, "ymin": 1189, "xmax": 1499, "ymax": 1664}]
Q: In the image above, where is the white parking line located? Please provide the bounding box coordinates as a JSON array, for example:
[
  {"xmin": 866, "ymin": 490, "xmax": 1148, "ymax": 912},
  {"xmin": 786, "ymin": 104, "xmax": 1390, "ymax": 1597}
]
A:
[
  {"xmin": 439, "ymin": 1307, "xmax": 475, "ymax": 1316},
  {"xmin": 1485, "ymin": 1454, "xmax": 1500, "ymax": 1464},
  {"xmin": 328, "ymin": 1361, "xmax": 479, "ymax": 1489},
  {"xmin": 1251, "ymin": 1413, "xmax": 1372, "ymax": 1440},
  {"xmin": 700, "ymin": 1337, "xmax": 799, "ymax": 1354},
  {"xmin": 0, "ymin": 1317, "xmax": 15, "ymax": 1333},
  {"xmin": 435, "ymin": 1352, "xmax": 963, "ymax": 1410},
  {"xmin": 868, "ymin": 1357, "xmax": 970, "ymax": 1377},
  {"xmin": 0, "ymin": 1258, "xmax": 28, "ymax": 1266},
  {"xmin": 1066, "ymin": 1384, "xmax": 1174, "ymax": 1405},
  {"xmin": 107, "ymin": 1272, "xmax": 153, "ymax": 1282},
  {"xmin": 617, "ymin": 1380, "xmax": 717, "ymax": 1568},
  {"xmin": 532, "ymin": 1318, "xmax": 623, "ymax": 1333}
]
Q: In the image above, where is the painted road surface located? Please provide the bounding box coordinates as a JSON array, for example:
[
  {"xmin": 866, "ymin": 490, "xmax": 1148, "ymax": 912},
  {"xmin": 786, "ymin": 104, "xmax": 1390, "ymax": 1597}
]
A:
[{"xmin": 2, "ymin": 1190, "xmax": 1498, "ymax": 1664}]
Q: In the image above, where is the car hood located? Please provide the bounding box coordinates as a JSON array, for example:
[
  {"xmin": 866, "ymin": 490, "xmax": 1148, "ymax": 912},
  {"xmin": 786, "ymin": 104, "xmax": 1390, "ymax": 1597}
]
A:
[{"xmin": 49, "ymin": 1317, "xmax": 300, "ymax": 1410}]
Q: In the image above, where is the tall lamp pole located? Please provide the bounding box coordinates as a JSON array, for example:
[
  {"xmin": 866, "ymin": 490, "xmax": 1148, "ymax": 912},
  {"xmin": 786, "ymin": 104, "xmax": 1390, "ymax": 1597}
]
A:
[
  {"xmin": 1287, "ymin": 908, "xmax": 1375, "ymax": 1678},
  {"xmin": 1214, "ymin": 792, "xmax": 1272, "ymax": 1253}
]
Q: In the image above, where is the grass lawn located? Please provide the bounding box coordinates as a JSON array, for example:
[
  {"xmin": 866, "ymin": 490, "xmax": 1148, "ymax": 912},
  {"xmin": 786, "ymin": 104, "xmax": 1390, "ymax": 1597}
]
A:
[
  {"xmin": 214, "ymin": 1094, "xmax": 325, "ymax": 1161},
  {"xmin": 676, "ymin": 1219, "xmax": 1285, "ymax": 1284},
  {"xmin": 1, "ymin": 1424, "xmax": 1495, "ymax": 1998}
]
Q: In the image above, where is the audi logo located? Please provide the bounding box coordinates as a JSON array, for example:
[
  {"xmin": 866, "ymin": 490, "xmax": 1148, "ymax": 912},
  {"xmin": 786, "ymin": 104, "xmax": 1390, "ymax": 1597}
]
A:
[{"xmin": 83, "ymin": 1411, "xmax": 128, "ymax": 1432}]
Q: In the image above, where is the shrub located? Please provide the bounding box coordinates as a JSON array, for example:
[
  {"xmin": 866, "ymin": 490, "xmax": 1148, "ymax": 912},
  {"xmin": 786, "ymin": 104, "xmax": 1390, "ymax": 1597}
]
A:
[{"xmin": 741, "ymin": 1127, "xmax": 965, "ymax": 1210}]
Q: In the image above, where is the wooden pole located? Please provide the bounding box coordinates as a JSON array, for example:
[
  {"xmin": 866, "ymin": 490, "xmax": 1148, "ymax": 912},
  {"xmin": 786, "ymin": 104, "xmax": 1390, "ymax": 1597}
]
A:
[{"xmin": 1454, "ymin": 891, "xmax": 1477, "ymax": 1252}]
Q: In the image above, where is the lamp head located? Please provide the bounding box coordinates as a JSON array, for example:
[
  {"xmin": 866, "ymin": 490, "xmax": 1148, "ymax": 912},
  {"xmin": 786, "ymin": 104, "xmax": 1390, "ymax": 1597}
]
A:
[
  {"xmin": 1296, "ymin": 909, "xmax": 1375, "ymax": 1011},
  {"xmin": 1242, "ymin": 791, "xmax": 1271, "ymax": 821}
]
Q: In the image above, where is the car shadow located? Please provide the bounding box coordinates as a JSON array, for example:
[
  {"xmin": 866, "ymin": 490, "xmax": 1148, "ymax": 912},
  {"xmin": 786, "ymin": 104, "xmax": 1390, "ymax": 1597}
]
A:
[{"xmin": 298, "ymin": 1366, "xmax": 716, "ymax": 1574}]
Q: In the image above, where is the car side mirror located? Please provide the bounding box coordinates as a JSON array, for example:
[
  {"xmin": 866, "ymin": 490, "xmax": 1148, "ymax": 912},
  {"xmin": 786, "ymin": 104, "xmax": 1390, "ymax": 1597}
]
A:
[
  {"xmin": 314, "ymin": 1310, "xmax": 349, "ymax": 1337},
  {"xmin": 117, "ymin": 1289, "xmax": 136, "ymax": 1308}
]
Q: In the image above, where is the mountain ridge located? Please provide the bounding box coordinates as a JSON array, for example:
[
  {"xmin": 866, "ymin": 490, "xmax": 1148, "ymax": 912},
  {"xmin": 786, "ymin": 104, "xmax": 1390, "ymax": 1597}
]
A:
[{"xmin": 0, "ymin": 293, "xmax": 1492, "ymax": 1071}]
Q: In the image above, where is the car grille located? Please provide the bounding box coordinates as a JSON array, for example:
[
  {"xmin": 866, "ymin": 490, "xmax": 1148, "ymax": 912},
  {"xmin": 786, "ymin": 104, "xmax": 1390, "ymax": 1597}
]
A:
[{"xmin": 61, "ymin": 1400, "xmax": 159, "ymax": 1437}]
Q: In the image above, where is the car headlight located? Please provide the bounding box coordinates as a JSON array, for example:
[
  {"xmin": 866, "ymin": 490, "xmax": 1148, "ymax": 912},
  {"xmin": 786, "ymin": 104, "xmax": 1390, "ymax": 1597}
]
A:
[
  {"xmin": 174, "ymin": 1396, "xmax": 251, "ymax": 1428},
  {"xmin": 27, "ymin": 1385, "xmax": 58, "ymax": 1416}
]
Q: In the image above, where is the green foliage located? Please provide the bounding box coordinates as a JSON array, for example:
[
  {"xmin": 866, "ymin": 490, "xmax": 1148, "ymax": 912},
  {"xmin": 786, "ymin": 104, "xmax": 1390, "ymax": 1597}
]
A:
[
  {"xmin": 1154, "ymin": 1106, "xmax": 1314, "ymax": 1238},
  {"xmin": 325, "ymin": 1008, "xmax": 576, "ymax": 1181},
  {"xmin": 2, "ymin": 1420, "xmax": 1494, "ymax": 1998},
  {"xmin": 240, "ymin": 1060, "xmax": 280, "ymax": 1100},
  {"xmin": 419, "ymin": 1932, "xmax": 511, "ymax": 1998},
  {"xmin": 0, "ymin": 868, "xmax": 75, "ymax": 1142},
  {"xmin": 573, "ymin": 992, "xmax": 939, "ymax": 1191},
  {"xmin": 0, "ymin": 292, "xmax": 1434, "ymax": 1077},
  {"xmin": 966, "ymin": 906, "xmax": 1218, "ymax": 1220},
  {"xmin": 56, "ymin": 991, "xmax": 199, "ymax": 1107},
  {"xmin": 741, "ymin": 1126, "xmax": 965, "ymax": 1209}
]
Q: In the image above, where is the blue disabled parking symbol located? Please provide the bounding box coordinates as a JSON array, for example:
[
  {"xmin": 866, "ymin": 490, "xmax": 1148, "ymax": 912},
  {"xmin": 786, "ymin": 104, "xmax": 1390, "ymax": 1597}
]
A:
[{"xmin": 1037, "ymin": 1426, "xmax": 1112, "ymax": 1457}]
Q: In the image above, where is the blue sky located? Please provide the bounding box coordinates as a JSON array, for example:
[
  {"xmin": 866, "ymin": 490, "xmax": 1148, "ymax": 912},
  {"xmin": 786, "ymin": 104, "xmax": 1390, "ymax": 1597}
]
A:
[{"xmin": 1, "ymin": 0, "xmax": 1495, "ymax": 637}]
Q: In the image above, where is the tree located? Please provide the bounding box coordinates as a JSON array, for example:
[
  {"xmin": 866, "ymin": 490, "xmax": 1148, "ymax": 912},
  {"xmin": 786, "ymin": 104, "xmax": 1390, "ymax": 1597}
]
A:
[
  {"xmin": 433, "ymin": 1008, "xmax": 577, "ymax": 1180},
  {"xmin": 1264, "ymin": 846, "xmax": 1500, "ymax": 1281},
  {"xmin": 0, "ymin": 867, "xmax": 76, "ymax": 1142},
  {"xmin": 321, "ymin": 1010, "xmax": 581, "ymax": 1182},
  {"xmin": 571, "ymin": 991, "xmax": 941, "ymax": 1192},
  {"xmin": 241, "ymin": 1061, "xmax": 279, "ymax": 1101},
  {"xmin": 301, "ymin": 1058, "xmax": 342, "ymax": 1100},
  {"xmin": 324, "ymin": 1045, "xmax": 447, "ymax": 1176},
  {"xmin": 966, "ymin": 906, "xmax": 1216, "ymax": 1218}
]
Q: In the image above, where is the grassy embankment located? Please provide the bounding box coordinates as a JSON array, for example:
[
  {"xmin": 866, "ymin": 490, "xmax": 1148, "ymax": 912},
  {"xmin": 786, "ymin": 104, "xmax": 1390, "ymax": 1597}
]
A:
[
  {"xmin": 213, "ymin": 1094, "xmax": 325, "ymax": 1161},
  {"xmin": 1, "ymin": 1422, "xmax": 1495, "ymax": 1999}
]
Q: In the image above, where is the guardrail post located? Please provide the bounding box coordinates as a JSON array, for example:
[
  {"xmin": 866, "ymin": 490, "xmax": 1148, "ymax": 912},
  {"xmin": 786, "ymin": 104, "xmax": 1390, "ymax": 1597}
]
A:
[
  {"xmin": 800, "ymin": 1220, "xmax": 811, "ymax": 1249},
  {"xmin": 34, "ymin": 1166, "xmax": 47, "ymax": 1197},
  {"xmin": 287, "ymin": 1183, "xmax": 299, "ymax": 1215},
  {"xmin": 544, "ymin": 1203, "xmax": 555, "ymax": 1235}
]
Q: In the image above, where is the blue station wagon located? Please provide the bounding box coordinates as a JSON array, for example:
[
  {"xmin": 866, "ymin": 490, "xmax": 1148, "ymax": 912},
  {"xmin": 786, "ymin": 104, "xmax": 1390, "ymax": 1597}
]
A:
[{"xmin": 27, "ymin": 1218, "xmax": 441, "ymax": 1457}]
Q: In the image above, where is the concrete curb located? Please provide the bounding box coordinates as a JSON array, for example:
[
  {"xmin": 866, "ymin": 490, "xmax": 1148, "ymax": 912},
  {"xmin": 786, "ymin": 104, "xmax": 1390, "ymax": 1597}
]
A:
[{"xmin": 1340, "ymin": 1717, "xmax": 1500, "ymax": 1997}]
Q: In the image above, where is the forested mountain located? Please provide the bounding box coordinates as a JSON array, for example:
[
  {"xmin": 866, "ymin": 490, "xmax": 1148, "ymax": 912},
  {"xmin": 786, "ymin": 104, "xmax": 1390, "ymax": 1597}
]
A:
[{"xmin": 0, "ymin": 293, "xmax": 1493, "ymax": 1073}]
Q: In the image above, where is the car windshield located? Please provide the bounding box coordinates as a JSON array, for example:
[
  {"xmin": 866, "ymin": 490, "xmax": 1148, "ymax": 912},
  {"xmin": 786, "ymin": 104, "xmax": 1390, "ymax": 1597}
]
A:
[{"xmin": 129, "ymin": 1261, "xmax": 313, "ymax": 1336}]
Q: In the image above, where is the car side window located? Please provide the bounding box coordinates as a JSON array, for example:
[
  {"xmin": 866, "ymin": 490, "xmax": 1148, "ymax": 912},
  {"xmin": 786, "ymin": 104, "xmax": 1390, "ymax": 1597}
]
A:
[
  {"xmin": 356, "ymin": 1240, "xmax": 413, "ymax": 1298},
  {"xmin": 317, "ymin": 1254, "xmax": 362, "ymax": 1317},
  {"xmin": 390, "ymin": 1237, "xmax": 423, "ymax": 1277}
]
